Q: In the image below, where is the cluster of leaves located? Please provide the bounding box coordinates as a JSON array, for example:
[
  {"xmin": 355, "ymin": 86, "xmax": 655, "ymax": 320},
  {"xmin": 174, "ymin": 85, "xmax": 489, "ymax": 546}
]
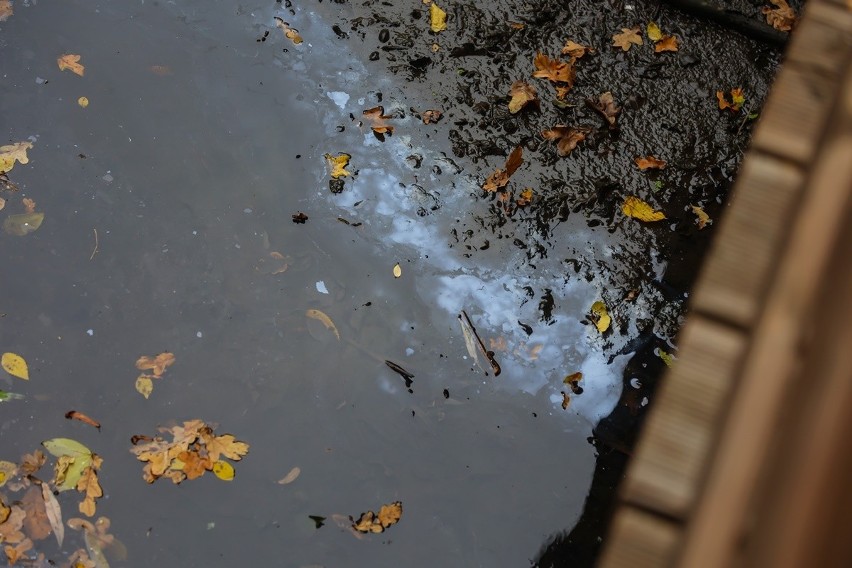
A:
[
  {"xmin": 762, "ymin": 0, "xmax": 798, "ymax": 32},
  {"xmin": 134, "ymin": 351, "xmax": 176, "ymax": 399},
  {"xmin": 351, "ymin": 501, "xmax": 402, "ymax": 533},
  {"xmin": 129, "ymin": 419, "xmax": 249, "ymax": 484}
]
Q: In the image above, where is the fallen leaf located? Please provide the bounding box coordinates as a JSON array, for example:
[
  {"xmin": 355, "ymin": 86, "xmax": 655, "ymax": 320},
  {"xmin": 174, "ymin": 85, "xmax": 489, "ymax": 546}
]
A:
[
  {"xmin": 564, "ymin": 371, "xmax": 583, "ymax": 385},
  {"xmin": 588, "ymin": 91, "xmax": 620, "ymax": 128},
  {"xmin": 554, "ymin": 85, "xmax": 572, "ymax": 100},
  {"xmin": 561, "ymin": 392, "xmax": 570, "ymax": 410},
  {"xmin": 731, "ymin": 88, "xmax": 746, "ymax": 108},
  {"xmin": 0, "ymin": 462, "xmax": 16, "ymax": 487},
  {"xmin": 590, "ymin": 301, "xmax": 611, "ymax": 333},
  {"xmin": 0, "ymin": 197, "xmax": 5, "ymax": 211},
  {"xmin": 306, "ymin": 309, "xmax": 340, "ymax": 341},
  {"xmin": 691, "ymin": 205, "xmax": 712, "ymax": 229},
  {"xmin": 277, "ymin": 466, "xmax": 301, "ymax": 485},
  {"xmin": 508, "ymin": 81, "xmax": 538, "ymax": 114},
  {"xmin": 482, "ymin": 145, "xmax": 523, "ymax": 192},
  {"xmin": 0, "ymin": 142, "xmax": 33, "ymax": 174},
  {"xmin": 717, "ymin": 88, "xmax": 745, "ymax": 112},
  {"xmin": 421, "ymin": 109, "xmax": 443, "ymax": 124},
  {"xmin": 4, "ymin": 537, "xmax": 32, "ymax": 566},
  {"xmin": 622, "ymin": 196, "xmax": 666, "ymax": 222},
  {"xmin": 65, "ymin": 411, "xmax": 101, "ymax": 431},
  {"xmin": 67, "ymin": 516, "xmax": 127, "ymax": 566},
  {"xmin": 541, "ymin": 126, "xmax": 588, "ymax": 157},
  {"xmin": 57, "ymin": 54, "xmax": 85, "ymax": 76},
  {"xmin": 211, "ymin": 460, "xmax": 235, "ymax": 481},
  {"xmin": 612, "ymin": 27, "xmax": 643, "ymax": 51},
  {"xmin": 362, "ymin": 106, "xmax": 394, "ymax": 135},
  {"xmin": 135, "ymin": 375, "xmax": 153, "ymax": 399},
  {"xmin": 532, "ymin": 52, "xmax": 575, "ymax": 84},
  {"xmin": 516, "ymin": 188, "xmax": 534, "ymax": 207},
  {"xmin": 646, "ymin": 22, "xmax": 663, "ymax": 41},
  {"xmin": 0, "ymin": 504, "xmax": 26, "ymax": 544},
  {"xmin": 656, "ymin": 35, "xmax": 679, "ymax": 52},
  {"xmin": 41, "ymin": 482, "xmax": 64, "ymax": 546},
  {"xmin": 324, "ymin": 153, "xmax": 351, "ymax": 179},
  {"xmin": 0, "ymin": 390, "xmax": 24, "ymax": 403},
  {"xmin": 22, "ymin": 198, "xmax": 35, "ymax": 213},
  {"xmin": 2, "ymin": 353, "xmax": 29, "ymax": 380},
  {"xmin": 41, "ymin": 438, "xmax": 94, "ymax": 492},
  {"xmin": 19, "ymin": 451, "xmax": 46, "ymax": 476},
  {"xmin": 20, "ymin": 487, "xmax": 51, "ymax": 542},
  {"xmin": 3, "ymin": 212, "xmax": 44, "ymax": 236},
  {"xmin": 0, "ymin": 0, "xmax": 12, "ymax": 22},
  {"xmin": 352, "ymin": 501, "xmax": 402, "ymax": 533},
  {"xmin": 273, "ymin": 17, "xmax": 303, "ymax": 44},
  {"xmin": 561, "ymin": 39, "xmax": 592, "ymax": 58},
  {"xmin": 149, "ymin": 65, "xmax": 172, "ymax": 76},
  {"xmin": 135, "ymin": 352, "xmax": 175, "ymax": 377},
  {"xmin": 430, "ymin": 3, "xmax": 447, "ymax": 32},
  {"xmin": 634, "ymin": 156, "xmax": 667, "ymax": 170},
  {"xmin": 392, "ymin": 263, "xmax": 402, "ymax": 278},
  {"xmin": 659, "ymin": 349, "xmax": 676, "ymax": 367},
  {"xmin": 762, "ymin": 0, "xmax": 797, "ymax": 31}
]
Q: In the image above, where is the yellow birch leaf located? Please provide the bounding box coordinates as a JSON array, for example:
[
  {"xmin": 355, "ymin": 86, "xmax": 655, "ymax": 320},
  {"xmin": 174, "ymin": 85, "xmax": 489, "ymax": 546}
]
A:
[
  {"xmin": 0, "ymin": 142, "xmax": 33, "ymax": 174},
  {"xmin": 393, "ymin": 263, "xmax": 402, "ymax": 278},
  {"xmin": 646, "ymin": 22, "xmax": 663, "ymax": 41},
  {"xmin": 691, "ymin": 205, "xmax": 711, "ymax": 229},
  {"xmin": 324, "ymin": 153, "xmax": 351, "ymax": 179},
  {"xmin": 430, "ymin": 3, "xmax": 447, "ymax": 33},
  {"xmin": 135, "ymin": 375, "xmax": 154, "ymax": 399},
  {"xmin": 622, "ymin": 196, "xmax": 666, "ymax": 222},
  {"xmin": 306, "ymin": 309, "xmax": 340, "ymax": 340},
  {"xmin": 590, "ymin": 301, "xmax": 611, "ymax": 333},
  {"xmin": 1, "ymin": 352, "xmax": 29, "ymax": 380},
  {"xmin": 212, "ymin": 460, "xmax": 235, "ymax": 481},
  {"xmin": 57, "ymin": 54, "xmax": 85, "ymax": 76},
  {"xmin": 77, "ymin": 97, "xmax": 89, "ymax": 108}
]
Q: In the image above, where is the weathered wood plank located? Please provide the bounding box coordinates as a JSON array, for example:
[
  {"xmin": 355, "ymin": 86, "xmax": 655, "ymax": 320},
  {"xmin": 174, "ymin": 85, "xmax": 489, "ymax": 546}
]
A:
[
  {"xmin": 598, "ymin": 507, "xmax": 681, "ymax": 568},
  {"xmin": 785, "ymin": 2, "xmax": 852, "ymax": 77},
  {"xmin": 619, "ymin": 317, "xmax": 747, "ymax": 518}
]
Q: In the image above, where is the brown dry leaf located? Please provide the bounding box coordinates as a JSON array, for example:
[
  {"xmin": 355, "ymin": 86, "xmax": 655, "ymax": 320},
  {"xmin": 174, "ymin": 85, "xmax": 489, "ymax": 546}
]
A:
[
  {"xmin": 421, "ymin": 109, "xmax": 443, "ymax": 124},
  {"xmin": 274, "ymin": 17, "xmax": 303, "ymax": 44},
  {"xmin": 622, "ymin": 196, "xmax": 666, "ymax": 222},
  {"xmin": 554, "ymin": 85, "xmax": 572, "ymax": 100},
  {"xmin": 716, "ymin": 87, "xmax": 745, "ymax": 112},
  {"xmin": 57, "ymin": 54, "xmax": 85, "ymax": 76},
  {"xmin": 762, "ymin": 0, "xmax": 797, "ymax": 31},
  {"xmin": 0, "ymin": 504, "xmax": 26, "ymax": 544},
  {"xmin": 41, "ymin": 483, "xmax": 63, "ymax": 547},
  {"xmin": 588, "ymin": 92, "xmax": 620, "ymax": 128},
  {"xmin": 135, "ymin": 352, "xmax": 175, "ymax": 377},
  {"xmin": 0, "ymin": 0, "xmax": 13, "ymax": 22},
  {"xmin": 612, "ymin": 27, "xmax": 643, "ymax": 51},
  {"xmin": 0, "ymin": 142, "xmax": 34, "ymax": 174},
  {"xmin": 541, "ymin": 126, "xmax": 588, "ymax": 157},
  {"xmin": 655, "ymin": 35, "xmax": 679, "ymax": 52},
  {"xmin": 65, "ymin": 410, "xmax": 101, "ymax": 431},
  {"xmin": 691, "ymin": 205, "xmax": 712, "ymax": 229},
  {"xmin": 199, "ymin": 428, "xmax": 250, "ymax": 462},
  {"xmin": 508, "ymin": 81, "xmax": 538, "ymax": 114},
  {"xmin": 561, "ymin": 392, "xmax": 571, "ymax": 410},
  {"xmin": 362, "ymin": 106, "xmax": 394, "ymax": 135},
  {"xmin": 352, "ymin": 501, "xmax": 403, "ymax": 533},
  {"xmin": 634, "ymin": 156, "xmax": 667, "ymax": 170},
  {"xmin": 19, "ymin": 451, "xmax": 46, "ymax": 476},
  {"xmin": 20, "ymin": 487, "xmax": 51, "ymax": 542},
  {"xmin": 532, "ymin": 52, "xmax": 575, "ymax": 84},
  {"xmin": 0, "ymin": 197, "xmax": 5, "ymax": 212},
  {"xmin": 482, "ymin": 146, "xmax": 523, "ymax": 192},
  {"xmin": 175, "ymin": 451, "xmax": 211, "ymax": 480},
  {"xmin": 4, "ymin": 538, "xmax": 32, "ymax": 566},
  {"xmin": 561, "ymin": 39, "xmax": 592, "ymax": 58},
  {"xmin": 516, "ymin": 188, "xmax": 534, "ymax": 207},
  {"xmin": 76, "ymin": 457, "xmax": 103, "ymax": 517}
]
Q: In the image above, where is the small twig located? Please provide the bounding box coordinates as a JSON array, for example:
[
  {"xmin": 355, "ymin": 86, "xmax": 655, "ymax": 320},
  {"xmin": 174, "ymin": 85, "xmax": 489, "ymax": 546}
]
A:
[
  {"xmin": 736, "ymin": 103, "xmax": 755, "ymax": 136},
  {"xmin": 89, "ymin": 228, "xmax": 99, "ymax": 260}
]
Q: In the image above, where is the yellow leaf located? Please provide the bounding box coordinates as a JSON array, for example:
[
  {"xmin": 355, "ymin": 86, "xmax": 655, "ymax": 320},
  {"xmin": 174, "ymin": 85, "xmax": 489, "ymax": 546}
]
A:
[
  {"xmin": 691, "ymin": 205, "xmax": 712, "ymax": 229},
  {"xmin": 324, "ymin": 153, "xmax": 351, "ymax": 179},
  {"xmin": 135, "ymin": 375, "xmax": 154, "ymax": 399},
  {"xmin": 0, "ymin": 141, "xmax": 33, "ymax": 174},
  {"xmin": 77, "ymin": 97, "xmax": 89, "ymax": 108},
  {"xmin": 1, "ymin": 352, "xmax": 29, "ymax": 380},
  {"xmin": 212, "ymin": 460, "xmax": 235, "ymax": 481},
  {"xmin": 430, "ymin": 3, "xmax": 447, "ymax": 33},
  {"xmin": 274, "ymin": 17, "xmax": 303, "ymax": 44},
  {"xmin": 622, "ymin": 196, "xmax": 666, "ymax": 222},
  {"xmin": 393, "ymin": 263, "xmax": 402, "ymax": 278},
  {"xmin": 659, "ymin": 349, "xmax": 675, "ymax": 367},
  {"xmin": 57, "ymin": 54, "xmax": 85, "ymax": 76},
  {"xmin": 646, "ymin": 21, "xmax": 663, "ymax": 41},
  {"xmin": 352, "ymin": 501, "xmax": 403, "ymax": 533},
  {"xmin": 590, "ymin": 301, "xmax": 611, "ymax": 333},
  {"xmin": 0, "ymin": 461, "xmax": 16, "ymax": 487},
  {"xmin": 731, "ymin": 87, "xmax": 746, "ymax": 108},
  {"xmin": 306, "ymin": 309, "xmax": 340, "ymax": 340}
]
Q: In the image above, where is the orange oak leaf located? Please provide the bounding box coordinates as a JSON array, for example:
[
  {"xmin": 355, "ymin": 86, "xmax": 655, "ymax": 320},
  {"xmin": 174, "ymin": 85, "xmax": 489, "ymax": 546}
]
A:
[
  {"xmin": 588, "ymin": 92, "xmax": 620, "ymax": 128},
  {"xmin": 654, "ymin": 35, "xmax": 679, "ymax": 52},
  {"xmin": 135, "ymin": 352, "xmax": 175, "ymax": 377},
  {"xmin": 532, "ymin": 52, "xmax": 575, "ymax": 84},
  {"xmin": 762, "ymin": 0, "xmax": 797, "ymax": 32},
  {"xmin": 717, "ymin": 88, "xmax": 745, "ymax": 112},
  {"xmin": 634, "ymin": 156, "xmax": 667, "ymax": 170},
  {"xmin": 508, "ymin": 81, "xmax": 538, "ymax": 114},
  {"xmin": 362, "ymin": 106, "xmax": 394, "ymax": 135},
  {"xmin": 612, "ymin": 27, "xmax": 643, "ymax": 51},
  {"xmin": 482, "ymin": 146, "xmax": 523, "ymax": 192},
  {"xmin": 57, "ymin": 54, "xmax": 85, "ymax": 76},
  {"xmin": 541, "ymin": 126, "xmax": 588, "ymax": 157},
  {"xmin": 561, "ymin": 40, "xmax": 593, "ymax": 58}
]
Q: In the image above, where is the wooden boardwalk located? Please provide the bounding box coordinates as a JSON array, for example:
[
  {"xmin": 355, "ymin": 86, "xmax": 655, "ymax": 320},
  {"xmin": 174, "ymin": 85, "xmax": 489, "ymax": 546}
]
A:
[{"xmin": 599, "ymin": 1, "xmax": 852, "ymax": 566}]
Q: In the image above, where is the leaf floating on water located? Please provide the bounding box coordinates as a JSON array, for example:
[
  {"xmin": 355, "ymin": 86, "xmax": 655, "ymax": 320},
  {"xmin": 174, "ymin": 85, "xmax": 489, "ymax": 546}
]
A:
[
  {"xmin": 78, "ymin": 96, "xmax": 89, "ymax": 108},
  {"xmin": 691, "ymin": 205, "xmax": 712, "ymax": 229},
  {"xmin": 41, "ymin": 438, "xmax": 95, "ymax": 492},
  {"xmin": 655, "ymin": 35, "xmax": 679, "ymax": 52},
  {"xmin": 561, "ymin": 39, "xmax": 593, "ymax": 58},
  {"xmin": 306, "ymin": 309, "xmax": 340, "ymax": 341},
  {"xmin": 0, "ymin": 141, "xmax": 33, "ymax": 174},
  {"xmin": 65, "ymin": 410, "xmax": 101, "ymax": 431},
  {"xmin": 274, "ymin": 17, "xmax": 303, "ymax": 44},
  {"xmin": 717, "ymin": 87, "xmax": 745, "ymax": 112},
  {"xmin": 0, "ymin": 390, "xmax": 25, "ymax": 403},
  {"xmin": 363, "ymin": 106, "xmax": 395, "ymax": 135},
  {"xmin": 622, "ymin": 196, "xmax": 666, "ymax": 222},
  {"xmin": 532, "ymin": 52, "xmax": 576, "ymax": 84},
  {"xmin": 2, "ymin": 352, "xmax": 29, "ymax": 380},
  {"xmin": 135, "ymin": 352, "xmax": 175, "ymax": 377},
  {"xmin": 324, "ymin": 153, "xmax": 351, "ymax": 179},
  {"xmin": 212, "ymin": 460, "xmax": 235, "ymax": 481},
  {"xmin": 41, "ymin": 482, "xmax": 64, "ymax": 547},
  {"xmin": 57, "ymin": 53, "xmax": 85, "ymax": 76},
  {"xmin": 385, "ymin": 360, "xmax": 415, "ymax": 390},
  {"xmin": 3, "ymin": 211, "xmax": 44, "ymax": 236},
  {"xmin": 352, "ymin": 501, "xmax": 402, "ymax": 533},
  {"xmin": 135, "ymin": 375, "xmax": 153, "ymax": 399},
  {"xmin": 561, "ymin": 392, "xmax": 570, "ymax": 410},
  {"xmin": 589, "ymin": 301, "xmax": 611, "ymax": 333},
  {"xmin": 277, "ymin": 466, "xmax": 301, "ymax": 485},
  {"xmin": 429, "ymin": 3, "xmax": 447, "ymax": 33},
  {"xmin": 392, "ymin": 263, "xmax": 402, "ymax": 278},
  {"xmin": 482, "ymin": 145, "xmax": 523, "ymax": 192}
]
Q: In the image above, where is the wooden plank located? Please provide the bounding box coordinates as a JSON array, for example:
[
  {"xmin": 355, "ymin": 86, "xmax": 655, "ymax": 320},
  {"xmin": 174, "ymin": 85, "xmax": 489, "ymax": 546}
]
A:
[
  {"xmin": 619, "ymin": 317, "xmax": 746, "ymax": 518},
  {"xmin": 690, "ymin": 155, "xmax": 803, "ymax": 327},
  {"xmin": 597, "ymin": 507, "xmax": 680, "ymax": 568},
  {"xmin": 785, "ymin": 2, "xmax": 852, "ymax": 77}
]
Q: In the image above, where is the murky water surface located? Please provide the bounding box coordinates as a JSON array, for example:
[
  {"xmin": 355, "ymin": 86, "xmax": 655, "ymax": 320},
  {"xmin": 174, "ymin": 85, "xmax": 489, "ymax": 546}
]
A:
[{"xmin": 1, "ymin": 0, "xmax": 784, "ymax": 566}]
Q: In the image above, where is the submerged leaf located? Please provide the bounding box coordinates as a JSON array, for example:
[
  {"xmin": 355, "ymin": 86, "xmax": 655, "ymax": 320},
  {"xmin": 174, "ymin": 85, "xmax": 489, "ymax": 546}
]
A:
[
  {"xmin": 762, "ymin": 0, "xmax": 797, "ymax": 31},
  {"xmin": 274, "ymin": 17, "xmax": 303, "ymax": 44},
  {"xmin": 622, "ymin": 196, "xmax": 666, "ymax": 222},
  {"xmin": 561, "ymin": 39, "xmax": 593, "ymax": 58},
  {"xmin": 306, "ymin": 309, "xmax": 340, "ymax": 341},
  {"xmin": 588, "ymin": 91, "xmax": 620, "ymax": 127},
  {"xmin": 1, "ymin": 353, "xmax": 29, "ymax": 380},
  {"xmin": 41, "ymin": 482, "xmax": 64, "ymax": 547},
  {"xmin": 3, "ymin": 212, "xmax": 44, "ymax": 236}
]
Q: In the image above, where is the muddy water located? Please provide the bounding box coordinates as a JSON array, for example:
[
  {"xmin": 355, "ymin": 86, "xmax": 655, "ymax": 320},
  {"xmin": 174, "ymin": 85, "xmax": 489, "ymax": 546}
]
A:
[{"xmin": 0, "ymin": 0, "xmax": 783, "ymax": 566}]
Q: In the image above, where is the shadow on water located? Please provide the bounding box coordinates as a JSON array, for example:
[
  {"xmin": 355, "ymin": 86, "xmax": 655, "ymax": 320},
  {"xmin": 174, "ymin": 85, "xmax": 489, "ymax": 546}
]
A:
[{"xmin": 0, "ymin": 0, "xmax": 789, "ymax": 566}]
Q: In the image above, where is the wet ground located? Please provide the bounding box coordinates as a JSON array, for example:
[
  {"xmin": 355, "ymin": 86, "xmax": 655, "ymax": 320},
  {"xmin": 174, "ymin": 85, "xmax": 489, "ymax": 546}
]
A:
[{"xmin": 1, "ymin": 0, "xmax": 794, "ymax": 566}]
